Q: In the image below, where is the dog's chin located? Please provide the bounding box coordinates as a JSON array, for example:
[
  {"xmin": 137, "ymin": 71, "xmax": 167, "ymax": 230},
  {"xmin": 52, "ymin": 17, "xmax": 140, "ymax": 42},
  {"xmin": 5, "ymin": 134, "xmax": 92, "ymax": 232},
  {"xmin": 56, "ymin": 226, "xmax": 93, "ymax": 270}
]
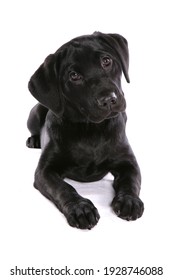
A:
[{"xmin": 85, "ymin": 111, "xmax": 120, "ymax": 123}]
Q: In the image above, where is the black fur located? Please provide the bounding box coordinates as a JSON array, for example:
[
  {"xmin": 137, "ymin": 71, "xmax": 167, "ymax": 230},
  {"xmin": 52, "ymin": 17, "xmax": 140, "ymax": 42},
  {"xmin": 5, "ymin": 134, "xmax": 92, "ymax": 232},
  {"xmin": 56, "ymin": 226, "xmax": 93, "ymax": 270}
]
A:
[{"xmin": 26, "ymin": 32, "xmax": 144, "ymax": 229}]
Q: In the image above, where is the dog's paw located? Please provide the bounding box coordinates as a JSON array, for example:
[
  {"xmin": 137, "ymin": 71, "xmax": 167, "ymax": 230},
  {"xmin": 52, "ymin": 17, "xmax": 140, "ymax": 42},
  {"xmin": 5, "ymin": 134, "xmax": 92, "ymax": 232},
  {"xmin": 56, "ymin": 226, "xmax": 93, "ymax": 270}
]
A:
[
  {"xmin": 64, "ymin": 199, "xmax": 100, "ymax": 229},
  {"xmin": 112, "ymin": 194, "xmax": 144, "ymax": 221},
  {"xmin": 26, "ymin": 135, "xmax": 41, "ymax": 148}
]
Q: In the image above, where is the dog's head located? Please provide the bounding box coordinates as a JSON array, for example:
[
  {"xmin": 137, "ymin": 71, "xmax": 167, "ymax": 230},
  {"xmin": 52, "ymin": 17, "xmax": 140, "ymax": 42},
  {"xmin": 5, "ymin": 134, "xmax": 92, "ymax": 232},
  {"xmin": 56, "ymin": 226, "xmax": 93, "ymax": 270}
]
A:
[{"xmin": 29, "ymin": 32, "xmax": 130, "ymax": 123}]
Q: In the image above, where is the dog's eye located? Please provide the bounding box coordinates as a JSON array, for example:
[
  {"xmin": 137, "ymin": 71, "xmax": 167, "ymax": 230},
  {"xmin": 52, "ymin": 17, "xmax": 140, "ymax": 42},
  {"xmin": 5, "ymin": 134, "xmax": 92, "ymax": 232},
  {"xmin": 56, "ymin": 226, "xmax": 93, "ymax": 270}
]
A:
[
  {"xmin": 69, "ymin": 71, "xmax": 82, "ymax": 82},
  {"xmin": 101, "ymin": 56, "xmax": 112, "ymax": 68}
]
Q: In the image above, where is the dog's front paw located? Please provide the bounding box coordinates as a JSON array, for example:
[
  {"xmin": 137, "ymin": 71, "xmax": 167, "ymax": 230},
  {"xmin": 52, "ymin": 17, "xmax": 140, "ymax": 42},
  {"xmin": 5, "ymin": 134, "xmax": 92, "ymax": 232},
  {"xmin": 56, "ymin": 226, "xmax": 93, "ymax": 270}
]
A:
[
  {"xmin": 112, "ymin": 194, "xmax": 144, "ymax": 221},
  {"xmin": 64, "ymin": 199, "xmax": 100, "ymax": 229}
]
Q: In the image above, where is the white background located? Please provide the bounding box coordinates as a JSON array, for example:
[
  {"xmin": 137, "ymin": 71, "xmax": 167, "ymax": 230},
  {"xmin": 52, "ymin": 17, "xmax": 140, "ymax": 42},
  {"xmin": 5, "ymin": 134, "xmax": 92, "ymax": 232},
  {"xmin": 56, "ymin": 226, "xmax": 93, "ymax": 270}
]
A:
[{"xmin": 1, "ymin": 0, "xmax": 173, "ymax": 279}]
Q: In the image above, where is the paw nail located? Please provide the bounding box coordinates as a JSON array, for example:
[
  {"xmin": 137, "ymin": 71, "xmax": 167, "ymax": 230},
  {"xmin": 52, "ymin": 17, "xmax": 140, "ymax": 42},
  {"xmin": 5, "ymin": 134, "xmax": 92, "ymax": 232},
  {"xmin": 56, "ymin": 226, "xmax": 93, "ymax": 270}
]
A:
[{"xmin": 115, "ymin": 210, "xmax": 121, "ymax": 216}]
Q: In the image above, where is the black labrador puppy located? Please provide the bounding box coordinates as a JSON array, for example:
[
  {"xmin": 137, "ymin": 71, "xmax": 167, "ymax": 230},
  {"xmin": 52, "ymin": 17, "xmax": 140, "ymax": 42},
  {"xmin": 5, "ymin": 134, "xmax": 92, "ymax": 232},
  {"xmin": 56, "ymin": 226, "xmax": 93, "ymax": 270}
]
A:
[{"xmin": 26, "ymin": 32, "xmax": 144, "ymax": 229}]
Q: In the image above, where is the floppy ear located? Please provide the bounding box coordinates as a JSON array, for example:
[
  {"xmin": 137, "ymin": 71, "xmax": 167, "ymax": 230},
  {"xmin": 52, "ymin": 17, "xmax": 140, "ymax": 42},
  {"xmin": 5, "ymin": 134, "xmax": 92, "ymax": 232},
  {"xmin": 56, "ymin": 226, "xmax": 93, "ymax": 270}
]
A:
[
  {"xmin": 94, "ymin": 32, "xmax": 130, "ymax": 83},
  {"xmin": 28, "ymin": 54, "xmax": 64, "ymax": 116}
]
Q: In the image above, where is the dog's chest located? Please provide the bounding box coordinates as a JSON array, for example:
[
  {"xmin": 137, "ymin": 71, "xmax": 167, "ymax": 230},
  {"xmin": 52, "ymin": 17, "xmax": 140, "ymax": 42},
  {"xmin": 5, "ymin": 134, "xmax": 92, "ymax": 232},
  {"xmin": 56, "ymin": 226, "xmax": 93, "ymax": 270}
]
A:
[
  {"xmin": 70, "ymin": 138, "xmax": 110, "ymax": 163},
  {"xmin": 62, "ymin": 123, "xmax": 114, "ymax": 165},
  {"xmin": 65, "ymin": 136, "xmax": 112, "ymax": 182},
  {"xmin": 53, "ymin": 120, "xmax": 123, "ymax": 182}
]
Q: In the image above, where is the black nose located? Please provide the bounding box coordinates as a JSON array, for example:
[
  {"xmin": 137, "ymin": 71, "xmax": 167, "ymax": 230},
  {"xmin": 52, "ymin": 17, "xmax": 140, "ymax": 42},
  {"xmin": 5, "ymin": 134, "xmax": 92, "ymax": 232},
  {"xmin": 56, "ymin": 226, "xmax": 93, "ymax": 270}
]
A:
[{"xmin": 97, "ymin": 92, "xmax": 117, "ymax": 108}]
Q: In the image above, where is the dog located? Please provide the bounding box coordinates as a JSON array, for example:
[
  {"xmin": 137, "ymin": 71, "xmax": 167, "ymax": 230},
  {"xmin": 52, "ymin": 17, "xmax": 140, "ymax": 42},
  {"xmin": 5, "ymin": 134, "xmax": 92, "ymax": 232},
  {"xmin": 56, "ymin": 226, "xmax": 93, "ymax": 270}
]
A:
[{"xmin": 26, "ymin": 32, "xmax": 144, "ymax": 229}]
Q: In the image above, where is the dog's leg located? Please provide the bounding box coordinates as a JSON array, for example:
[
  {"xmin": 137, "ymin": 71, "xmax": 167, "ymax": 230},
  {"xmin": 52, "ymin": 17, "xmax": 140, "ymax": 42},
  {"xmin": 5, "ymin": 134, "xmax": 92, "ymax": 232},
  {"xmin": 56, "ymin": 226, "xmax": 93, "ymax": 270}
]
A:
[
  {"xmin": 34, "ymin": 146, "xmax": 100, "ymax": 229},
  {"xmin": 26, "ymin": 103, "xmax": 48, "ymax": 148},
  {"xmin": 111, "ymin": 148, "xmax": 144, "ymax": 221}
]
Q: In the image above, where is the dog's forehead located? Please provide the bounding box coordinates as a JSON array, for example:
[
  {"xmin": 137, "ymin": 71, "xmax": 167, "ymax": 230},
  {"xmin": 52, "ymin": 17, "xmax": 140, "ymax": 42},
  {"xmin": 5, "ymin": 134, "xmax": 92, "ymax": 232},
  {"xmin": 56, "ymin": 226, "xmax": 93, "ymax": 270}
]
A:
[
  {"xmin": 63, "ymin": 36, "xmax": 109, "ymax": 63},
  {"xmin": 71, "ymin": 35, "xmax": 103, "ymax": 49}
]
